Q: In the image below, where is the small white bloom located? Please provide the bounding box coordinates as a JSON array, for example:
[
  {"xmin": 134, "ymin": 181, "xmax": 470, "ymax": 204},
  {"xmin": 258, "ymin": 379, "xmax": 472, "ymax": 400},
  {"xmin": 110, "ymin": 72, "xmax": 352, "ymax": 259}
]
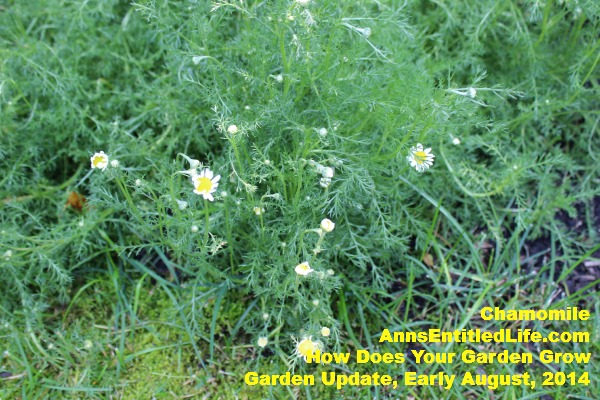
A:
[
  {"xmin": 320, "ymin": 218, "xmax": 335, "ymax": 233},
  {"xmin": 192, "ymin": 56, "xmax": 203, "ymax": 65},
  {"xmin": 135, "ymin": 179, "xmax": 142, "ymax": 187},
  {"xmin": 312, "ymin": 299, "xmax": 319, "ymax": 306},
  {"xmin": 253, "ymin": 206, "xmax": 264, "ymax": 215},
  {"xmin": 227, "ymin": 124, "xmax": 239, "ymax": 134},
  {"xmin": 318, "ymin": 127, "xmax": 328, "ymax": 137},
  {"xmin": 274, "ymin": 74, "xmax": 283, "ymax": 83},
  {"xmin": 191, "ymin": 225, "xmax": 199, "ymax": 233},
  {"xmin": 257, "ymin": 337, "xmax": 268, "ymax": 348},
  {"xmin": 323, "ymin": 167, "xmax": 334, "ymax": 178},
  {"xmin": 296, "ymin": 0, "xmax": 310, "ymax": 5},
  {"xmin": 220, "ymin": 191, "xmax": 228, "ymax": 197},
  {"xmin": 287, "ymin": 14, "xmax": 295, "ymax": 21},
  {"xmin": 513, "ymin": 165, "xmax": 518, "ymax": 170},
  {"xmin": 84, "ymin": 340, "xmax": 93, "ymax": 349},
  {"xmin": 90, "ymin": 151, "xmax": 109, "ymax": 171},
  {"xmin": 294, "ymin": 336, "xmax": 321, "ymax": 359},
  {"xmin": 281, "ymin": 242, "xmax": 287, "ymax": 248},
  {"xmin": 176, "ymin": 199, "xmax": 188, "ymax": 210},
  {"xmin": 192, "ymin": 168, "xmax": 221, "ymax": 201},
  {"xmin": 452, "ymin": 137, "xmax": 461, "ymax": 145},
  {"xmin": 295, "ymin": 262, "xmax": 314, "ymax": 276},
  {"xmin": 319, "ymin": 177, "xmax": 331, "ymax": 188},
  {"xmin": 321, "ymin": 327, "xmax": 331, "ymax": 337},
  {"xmin": 407, "ymin": 143, "xmax": 435, "ymax": 172},
  {"xmin": 78, "ymin": 220, "xmax": 85, "ymax": 228},
  {"xmin": 245, "ymin": 105, "xmax": 251, "ymax": 110},
  {"xmin": 264, "ymin": 159, "xmax": 271, "ymax": 165},
  {"xmin": 47, "ymin": 343, "xmax": 54, "ymax": 350},
  {"xmin": 468, "ymin": 87, "xmax": 477, "ymax": 98},
  {"xmin": 236, "ymin": 200, "xmax": 242, "ymax": 206},
  {"xmin": 110, "ymin": 159, "xmax": 120, "ymax": 168},
  {"xmin": 262, "ymin": 313, "xmax": 269, "ymax": 320},
  {"xmin": 327, "ymin": 269, "xmax": 335, "ymax": 276},
  {"xmin": 3, "ymin": 250, "xmax": 13, "ymax": 260}
]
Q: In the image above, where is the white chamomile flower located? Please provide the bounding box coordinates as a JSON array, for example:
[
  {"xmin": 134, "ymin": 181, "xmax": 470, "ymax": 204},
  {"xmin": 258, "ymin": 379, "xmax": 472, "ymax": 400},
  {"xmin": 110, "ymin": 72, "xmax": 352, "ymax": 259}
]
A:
[
  {"xmin": 110, "ymin": 159, "xmax": 120, "ymax": 168},
  {"xmin": 264, "ymin": 159, "xmax": 271, "ymax": 165},
  {"xmin": 262, "ymin": 313, "xmax": 269, "ymax": 320},
  {"xmin": 78, "ymin": 220, "xmax": 84, "ymax": 228},
  {"xmin": 135, "ymin": 179, "xmax": 142, "ymax": 187},
  {"xmin": 274, "ymin": 74, "xmax": 283, "ymax": 83},
  {"xmin": 257, "ymin": 337, "xmax": 268, "ymax": 348},
  {"xmin": 295, "ymin": 262, "xmax": 313, "ymax": 276},
  {"xmin": 320, "ymin": 218, "xmax": 335, "ymax": 233},
  {"xmin": 192, "ymin": 168, "xmax": 220, "ymax": 201},
  {"xmin": 253, "ymin": 206, "xmax": 264, "ymax": 215},
  {"xmin": 312, "ymin": 299, "xmax": 319, "ymax": 306},
  {"xmin": 227, "ymin": 124, "xmax": 239, "ymax": 134},
  {"xmin": 294, "ymin": 336, "xmax": 321, "ymax": 359},
  {"xmin": 323, "ymin": 167, "xmax": 334, "ymax": 178},
  {"xmin": 318, "ymin": 127, "xmax": 328, "ymax": 137},
  {"xmin": 191, "ymin": 225, "xmax": 199, "ymax": 233},
  {"xmin": 321, "ymin": 327, "xmax": 331, "ymax": 337},
  {"xmin": 452, "ymin": 137, "xmax": 461, "ymax": 145},
  {"xmin": 407, "ymin": 143, "xmax": 435, "ymax": 172},
  {"xmin": 90, "ymin": 151, "xmax": 109, "ymax": 171}
]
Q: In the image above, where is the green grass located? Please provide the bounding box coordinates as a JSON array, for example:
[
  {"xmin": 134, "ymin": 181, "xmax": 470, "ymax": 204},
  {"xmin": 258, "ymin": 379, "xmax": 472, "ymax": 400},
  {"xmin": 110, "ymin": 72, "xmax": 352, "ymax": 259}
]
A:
[{"xmin": 1, "ymin": 0, "xmax": 599, "ymax": 398}]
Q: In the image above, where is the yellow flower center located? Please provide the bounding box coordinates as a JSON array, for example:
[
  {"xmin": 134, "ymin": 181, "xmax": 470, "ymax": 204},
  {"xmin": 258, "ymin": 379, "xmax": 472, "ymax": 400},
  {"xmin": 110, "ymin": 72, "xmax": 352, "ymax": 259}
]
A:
[
  {"xmin": 92, "ymin": 155, "xmax": 105, "ymax": 167},
  {"xmin": 195, "ymin": 177, "xmax": 213, "ymax": 193},
  {"xmin": 297, "ymin": 264, "xmax": 310, "ymax": 272},
  {"xmin": 414, "ymin": 151, "xmax": 427, "ymax": 165},
  {"xmin": 297, "ymin": 339, "xmax": 315, "ymax": 357}
]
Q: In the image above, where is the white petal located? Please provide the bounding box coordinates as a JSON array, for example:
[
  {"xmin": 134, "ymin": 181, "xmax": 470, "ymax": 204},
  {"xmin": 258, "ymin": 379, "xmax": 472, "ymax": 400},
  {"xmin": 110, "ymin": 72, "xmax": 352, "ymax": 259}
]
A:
[
  {"xmin": 206, "ymin": 193, "xmax": 214, "ymax": 201},
  {"xmin": 424, "ymin": 148, "xmax": 432, "ymax": 154},
  {"xmin": 205, "ymin": 169, "xmax": 214, "ymax": 180},
  {"xmin": 212, "ymin": 174, "xmax": 221, "ymax": 183}
]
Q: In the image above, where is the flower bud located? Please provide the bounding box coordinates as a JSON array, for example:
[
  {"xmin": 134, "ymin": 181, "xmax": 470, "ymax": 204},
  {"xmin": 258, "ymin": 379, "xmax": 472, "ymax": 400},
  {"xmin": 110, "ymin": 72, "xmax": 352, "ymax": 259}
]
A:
[{"xmin": 320, "ymin": 218, "xmax": 335, "ymax": 233}]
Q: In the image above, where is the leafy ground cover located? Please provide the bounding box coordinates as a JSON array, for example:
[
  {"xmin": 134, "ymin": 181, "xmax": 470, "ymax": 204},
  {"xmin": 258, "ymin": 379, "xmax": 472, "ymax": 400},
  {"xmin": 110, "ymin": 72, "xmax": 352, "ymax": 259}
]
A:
[{"xmin": 1, "ymin": 0, "xmax": 599, "ymax": 398}]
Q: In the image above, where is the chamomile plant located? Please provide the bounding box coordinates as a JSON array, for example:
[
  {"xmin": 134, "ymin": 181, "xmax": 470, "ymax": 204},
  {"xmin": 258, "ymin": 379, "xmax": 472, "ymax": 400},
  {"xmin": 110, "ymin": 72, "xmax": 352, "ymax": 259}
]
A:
[{"xmin": 1, "ymin": 0, "xmax": 598, "ymax": 396}]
